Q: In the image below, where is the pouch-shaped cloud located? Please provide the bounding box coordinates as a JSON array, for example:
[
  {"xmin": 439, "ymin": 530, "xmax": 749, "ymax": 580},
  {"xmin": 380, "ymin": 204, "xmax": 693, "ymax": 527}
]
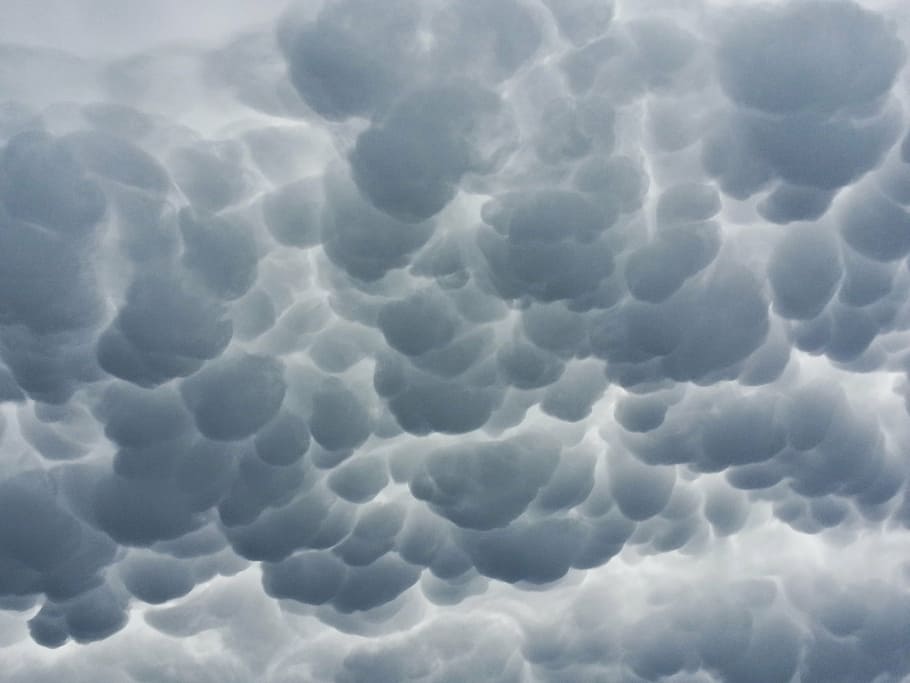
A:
[
  {"xmin": 708, "ymin": 0, "xmax": 906, "ymax": 207},
  {"xmin": 2, "ymin": 0, "xmax": 910, "ymax": 680},
  {"xmin": 351, "ymin": 83, "xmax": 513, "ymax": 223},
  {"xmin": 716, "ymin": 0, "xmax": 904, "ymax": 116},
  {"xmin": 180, "ymin": 352, "xmax": 286, "ymax": 441},
  {"xmin": 410, "ymin": 435, "xmax": 560, "ymax": 530}
]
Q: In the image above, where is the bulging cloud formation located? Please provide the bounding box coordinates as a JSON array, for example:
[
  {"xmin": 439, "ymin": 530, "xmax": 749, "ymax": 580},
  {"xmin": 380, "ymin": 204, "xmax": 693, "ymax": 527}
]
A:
[{"xmin": 2, "ymin": 0, "xmax": 910, "ymax": 680}]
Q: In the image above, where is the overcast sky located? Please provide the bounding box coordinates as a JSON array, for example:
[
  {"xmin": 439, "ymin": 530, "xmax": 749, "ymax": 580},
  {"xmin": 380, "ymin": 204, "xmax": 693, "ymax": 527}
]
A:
[{"xmin": 1, "ymin": 0, "xmax": 910, "ymax": 681}]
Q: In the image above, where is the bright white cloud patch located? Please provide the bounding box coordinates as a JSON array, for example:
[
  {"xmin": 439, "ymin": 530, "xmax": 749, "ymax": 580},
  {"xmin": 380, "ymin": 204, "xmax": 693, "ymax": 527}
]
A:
[{"xmin": 1, "ymin": 0, "xmax": 910, "ymax": 681}]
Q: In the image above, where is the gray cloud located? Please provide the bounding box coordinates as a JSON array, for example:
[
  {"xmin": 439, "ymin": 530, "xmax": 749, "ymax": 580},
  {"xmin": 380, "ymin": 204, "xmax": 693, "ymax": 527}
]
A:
[{"xmin": 1, "ymin": 0, "xmax": 910, "ymax": 680}]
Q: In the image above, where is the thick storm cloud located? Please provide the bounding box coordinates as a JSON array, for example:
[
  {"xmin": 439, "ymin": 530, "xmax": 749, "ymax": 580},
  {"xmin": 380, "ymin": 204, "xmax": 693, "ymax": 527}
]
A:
[{"xmin": 2, "ymin": 0, "xmax": 910, "ymax": 681}]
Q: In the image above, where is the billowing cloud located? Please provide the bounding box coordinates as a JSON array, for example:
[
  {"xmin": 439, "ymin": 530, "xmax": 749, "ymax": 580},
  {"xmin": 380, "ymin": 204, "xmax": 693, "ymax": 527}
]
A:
[{"xmin": 1, "ymin": 0, "xmax": 910, "ymax": 680}]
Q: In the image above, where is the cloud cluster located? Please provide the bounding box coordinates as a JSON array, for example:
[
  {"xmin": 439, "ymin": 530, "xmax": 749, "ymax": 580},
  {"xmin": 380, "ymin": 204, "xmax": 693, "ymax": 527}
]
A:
[{"xmin": 1, "ymin": 0, "xmax": 910, "ymax": 680}]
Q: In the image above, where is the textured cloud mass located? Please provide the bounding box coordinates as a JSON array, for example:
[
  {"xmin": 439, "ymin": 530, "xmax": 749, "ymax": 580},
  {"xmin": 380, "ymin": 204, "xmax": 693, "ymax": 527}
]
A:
[{"xmin": 2, "ymin": 0, "xmax": 910, "ymax": 680}]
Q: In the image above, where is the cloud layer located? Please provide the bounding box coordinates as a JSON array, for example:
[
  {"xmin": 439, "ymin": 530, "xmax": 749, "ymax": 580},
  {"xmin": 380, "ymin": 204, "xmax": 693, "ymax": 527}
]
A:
[{"xmin": 2, "ymin": 0, "xmax": 910, "ymax": 680}]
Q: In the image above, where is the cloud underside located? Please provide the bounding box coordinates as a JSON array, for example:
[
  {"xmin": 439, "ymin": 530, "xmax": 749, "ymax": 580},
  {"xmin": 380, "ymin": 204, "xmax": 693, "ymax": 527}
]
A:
[{"xmin": 1, "ymin": 0, "xmax": 910, "ymax": 681}]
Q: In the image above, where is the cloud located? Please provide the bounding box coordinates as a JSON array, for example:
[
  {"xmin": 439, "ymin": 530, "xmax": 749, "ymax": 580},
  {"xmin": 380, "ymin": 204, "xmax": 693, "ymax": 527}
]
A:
[{"xmin": 1, "ymin": 0, "xmax": 910, "ymax": 680}]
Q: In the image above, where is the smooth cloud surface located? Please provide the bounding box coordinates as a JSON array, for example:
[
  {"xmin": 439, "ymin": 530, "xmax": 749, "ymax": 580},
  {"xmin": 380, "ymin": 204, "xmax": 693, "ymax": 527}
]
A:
[{"xmin": 2, "ymin": 0, "xmax": 910, "ymax": 681}]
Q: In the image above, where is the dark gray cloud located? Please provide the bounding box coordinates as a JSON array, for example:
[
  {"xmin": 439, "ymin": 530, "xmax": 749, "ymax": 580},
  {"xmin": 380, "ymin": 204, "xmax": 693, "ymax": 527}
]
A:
[{"xmin": 1, "ymin": 0, "xmax": 910, "ymax": 680}]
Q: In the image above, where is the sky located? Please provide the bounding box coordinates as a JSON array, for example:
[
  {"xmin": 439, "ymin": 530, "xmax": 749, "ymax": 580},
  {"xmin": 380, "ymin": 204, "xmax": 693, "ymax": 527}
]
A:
[{"xmin": 1, "ymin": 0, "xmax": 910, "ymax": 681}]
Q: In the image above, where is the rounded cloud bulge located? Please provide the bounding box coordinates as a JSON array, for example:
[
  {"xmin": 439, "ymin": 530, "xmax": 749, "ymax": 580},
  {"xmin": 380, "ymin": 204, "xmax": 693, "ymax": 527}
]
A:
[{"xmin": 2, "ymin": 0, "xmax": 910, "ymax": 681}]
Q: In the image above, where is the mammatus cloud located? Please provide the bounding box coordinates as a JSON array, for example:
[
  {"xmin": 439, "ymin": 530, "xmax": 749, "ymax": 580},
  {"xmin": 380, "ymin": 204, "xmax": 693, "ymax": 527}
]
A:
[{"xmin": 1, "ymin": 0, "xmax": 910, "ymax": 680}]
